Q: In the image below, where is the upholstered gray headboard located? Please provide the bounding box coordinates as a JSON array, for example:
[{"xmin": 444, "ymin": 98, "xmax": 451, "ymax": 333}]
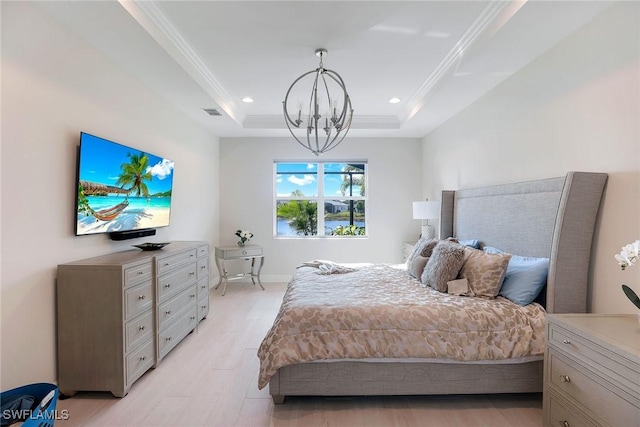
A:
[{"xmin": 439, "ymin": 171, "xmax": 607, "ymax": 314}]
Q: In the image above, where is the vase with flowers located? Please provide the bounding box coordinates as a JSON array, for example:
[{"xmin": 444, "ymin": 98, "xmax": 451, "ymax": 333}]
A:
[
  {"xmin": 615, "ymin": 240, "xmax": 640, "ymax": 313},
  {"xmin": 236, "ymin": 229, "xmax": 253, "ymax": 247}
]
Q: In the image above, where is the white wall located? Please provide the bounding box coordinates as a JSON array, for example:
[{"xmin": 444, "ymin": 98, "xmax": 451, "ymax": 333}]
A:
[
  {"xmin": 1, "ymin": 2, "xmax": 220, "ymax": 389},
  {"xmin": 219, "ymin": 137, "xmax": 422, "ymax": 280},
  {"xmin": 421, "ymin": 2, "xmax": 640, "ymax": 313}
]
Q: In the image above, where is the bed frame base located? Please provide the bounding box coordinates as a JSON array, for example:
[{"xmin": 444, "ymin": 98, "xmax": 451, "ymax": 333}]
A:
[{"xmin": 270, "ymin": 360, "xmax": 543, "ymax": 404}]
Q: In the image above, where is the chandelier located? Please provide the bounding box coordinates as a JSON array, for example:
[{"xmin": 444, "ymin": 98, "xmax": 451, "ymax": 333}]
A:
[{"xmin": 283, "ymin": 48, "xmax": 354, "ymax": 156}]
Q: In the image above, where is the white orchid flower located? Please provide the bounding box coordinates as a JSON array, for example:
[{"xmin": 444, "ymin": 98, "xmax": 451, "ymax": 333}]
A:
[{"xmin": 616, "ymin": 240, "xmax": 640, "ymax": 270}]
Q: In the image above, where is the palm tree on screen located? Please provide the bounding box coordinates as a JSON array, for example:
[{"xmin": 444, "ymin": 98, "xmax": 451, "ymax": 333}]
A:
[{"xmin": 116, "ymin": 152, "xmax": 152, "ymax": 197}]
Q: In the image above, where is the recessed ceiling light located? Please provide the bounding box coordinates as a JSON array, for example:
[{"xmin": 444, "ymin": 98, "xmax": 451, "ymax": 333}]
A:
[
  {"xmin": 242, "ymin": 97, "xmax": 254, "ymax": 103},
  {"xmin": 388, "ymin": 97, "xmax": 401, "ymax": 104}
]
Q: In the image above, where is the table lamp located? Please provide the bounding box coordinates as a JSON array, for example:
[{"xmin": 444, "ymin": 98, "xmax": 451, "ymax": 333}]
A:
[{"xmin": 412, "ymin": 200, "xmax": 440, "ymax": 239}]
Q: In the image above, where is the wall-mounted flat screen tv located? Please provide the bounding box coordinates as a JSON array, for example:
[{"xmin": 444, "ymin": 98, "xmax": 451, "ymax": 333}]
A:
[{"xmin": 75, "ymin": 132, "xmax": 174, "ymax": 236}]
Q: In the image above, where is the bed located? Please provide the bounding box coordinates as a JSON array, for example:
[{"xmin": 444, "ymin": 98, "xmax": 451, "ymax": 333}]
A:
[{"xmin": 258, "ymin": 171, "xmax": 607, "ymax": 404}]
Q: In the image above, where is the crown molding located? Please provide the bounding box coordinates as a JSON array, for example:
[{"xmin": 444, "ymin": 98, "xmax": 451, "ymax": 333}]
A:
[
  {"xmin": 118, "ymin": 0, "xmax": 241, "ymax": 124},
  {"xmin": 399, "ymin": 0, "xmax": 511, "ymax": 124}
]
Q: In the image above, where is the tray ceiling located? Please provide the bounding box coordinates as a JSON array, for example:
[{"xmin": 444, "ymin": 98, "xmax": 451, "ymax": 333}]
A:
[{"xmin": 37, "ymin": 1, "xmax": 613, "ymax": 138}]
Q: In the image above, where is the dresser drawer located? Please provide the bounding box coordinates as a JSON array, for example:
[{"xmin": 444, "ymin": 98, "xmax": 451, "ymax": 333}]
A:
[
  {"xmin": 197, "ymin": 278, "xmax": 209, "ymax": 296},
  {"xmin": 548, "ymin": 322, "xmax": 640, "ymax": 394},
  {"xmin": 216, "ymin": 246, "xmax": 262, "ymax": 259},
  {"xmin": 158, "ymin": 306, "xmax": 198, "ymax": 359},
  {"xmin": 156, "ymin": 249, "xmax": 197, "ymax": 275},
  {"xmin": 126, "ymin": 339, "xmax": 155, "ymax": 386},
  {"xmin": 158, "ymin": 284, "xmax": 198, "ymax": 330},
  {"xmin": 125, "ymin": 311, "xmax": 154, "ymax": 353},
  {"xmin": 197, "ymin": 244, "xmax": 209, "ymax": 258},
  {"xmin": 124, "ymin": 263, "xmax": 153, "ymax": 288},
  {"xmin": 124, "ymin": 281, "xmax": 153, "ymax": 320},
  {"xmin": 197, "ymin": 291, "xmax": 209, "ymax": 321},
  {"xmin": 548, "ymin": 351, "xmax": 639, "ymax": 426},
  {"xmin": 196, "ymin": 257, "xmax": 209, "ymax": 279},
  {"xmin": 156, "ymin": 263, "xmax": 197, "ymax": 302},
  {"xmin": 546, "ymin": 389, "xmax": 598, "ymax": 427}
]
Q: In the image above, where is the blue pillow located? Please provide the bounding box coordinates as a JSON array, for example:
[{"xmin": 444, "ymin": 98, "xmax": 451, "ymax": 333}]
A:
[
  {"xmin": 483, "ymin": 246, "xmax": 549, "ymax": 306},
  {"xmin": 458, "ymin": 239, "xmax": 480, "ymax": 249}
]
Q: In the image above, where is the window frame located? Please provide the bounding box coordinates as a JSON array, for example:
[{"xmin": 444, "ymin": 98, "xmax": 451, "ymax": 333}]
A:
[{"xmin": 273, "ymin": 160, "xmax": 368, "ymax": 239}]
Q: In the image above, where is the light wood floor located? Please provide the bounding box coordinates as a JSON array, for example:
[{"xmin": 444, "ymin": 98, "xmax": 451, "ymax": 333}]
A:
[{"xmin": 57, "ymin": 282, "xmax": 543, "ymax": 427}]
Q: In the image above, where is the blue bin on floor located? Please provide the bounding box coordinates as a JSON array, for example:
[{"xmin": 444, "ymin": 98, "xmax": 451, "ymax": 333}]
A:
[{"xmin": 1, "ymin": 383, "xmax": 59, "ymax": 427}]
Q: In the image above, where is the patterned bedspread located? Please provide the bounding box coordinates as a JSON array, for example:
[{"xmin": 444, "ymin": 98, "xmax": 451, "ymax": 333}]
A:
[{"xmin": 257, "ymin": 263, "xmax": 546, "ymax": 389}]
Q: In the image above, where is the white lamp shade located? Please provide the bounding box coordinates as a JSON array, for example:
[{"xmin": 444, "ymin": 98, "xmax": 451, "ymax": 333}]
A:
[{"xmin": 412, "ymin": 201, "xmax": 440, "ymax": 220}]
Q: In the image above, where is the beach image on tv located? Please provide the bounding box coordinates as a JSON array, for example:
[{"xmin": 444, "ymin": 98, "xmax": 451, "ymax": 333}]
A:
[{"xmin": 76, "ymin": 133, "xmax": 174, "ymax": 235}]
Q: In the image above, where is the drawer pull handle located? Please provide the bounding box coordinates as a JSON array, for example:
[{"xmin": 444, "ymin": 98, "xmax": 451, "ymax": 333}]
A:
[
  {"xmin": 190, "ymin": 316, "xmax": 196, "ymax": 320},
  {"xmin": 190, "ymin": 254, "xmax": 194, "ymax": 257},
  {"xmin": 560, "ymin": 375, "xmax": 571, "ymax": 383},
  {"xmin": 139, "ymin": 325, "xmax": 145, "ymax": 331},
  {"xmin": 138, "ymin": 271, "xmax": 144, "ymax": 275},
  {"xmin": 190, "ymin": 272, "xmax": 195, "ymax": 276},
  {"xmin": 562, "ymin": 339, "xmax": 571, "ymax": 344},
  {"xmin": 164, "ymin": 262, "xmax": 170, "ymax": 266},
  {"xmin": 560, "ymin": 421, "xmax": 570, "ymax": 427},
  {"xmin": 165, "ymin": 310, "xmax": 172, "ymax": 315},
  {"xmin": 242, "ymin": 251, "xmax": 247, "ymax": 255},
  {"xmin": 138, "ymin": 295, "xmax": 145, "ymax": 300},
  {"xmin": 166, "ymin": 337, "xmax": 171, "ymax": 341},
  {"xmin": 201, "ymin": 305, "xmax": 207, "ymax": 309},
  {"xmin": 139, "ymin": 356, "xmax": 146, "ymax": 361},
  {"xmin": 165, "ymin": 284, "xmax": 171, "ymax": 288},
  {"xmin": 190, "ymin": 294, "xmax": 196, "ymax": 298},
  {"xmin": 201, "ymin": 266, "xmax": 206, "ymax": 269},
  {"xmin": 201, "ymin": 285, "xmax": 206, "ymax": 289}
]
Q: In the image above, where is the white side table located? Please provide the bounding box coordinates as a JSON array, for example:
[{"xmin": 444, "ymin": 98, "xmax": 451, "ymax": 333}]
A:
[
  {"xmin": 214, "ymin": 244, "xmax": 265, "ymax": 296},
  {"xmin": 402, "ymin": 242, "xmax": 417, "ymax": 262}
]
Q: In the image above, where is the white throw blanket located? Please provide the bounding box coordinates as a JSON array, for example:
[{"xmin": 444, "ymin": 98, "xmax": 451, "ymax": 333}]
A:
[{"xmin": 297, "ymin": 260, "xmax": 358, "ymax": 275}]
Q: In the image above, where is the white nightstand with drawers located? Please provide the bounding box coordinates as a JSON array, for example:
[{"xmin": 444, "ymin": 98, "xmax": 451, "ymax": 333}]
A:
[
  {"xmin": 402, "ymin": 242, "xmax": 417, "ymax": 262},
  {"xmin": 543, "ymin": 313, "xmax": 640, "ymax": 427},
  {"xmin": 214, "ymin": 244, "xmax": 265, "ymax": 296}
]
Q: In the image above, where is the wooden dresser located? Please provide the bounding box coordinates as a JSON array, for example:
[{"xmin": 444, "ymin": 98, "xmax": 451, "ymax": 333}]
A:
[
  {"xmin": 543, "ymin": 314, "xmax": 640, "ymax": 427},
  {"xmin": 57, "ymin": 241, "xmax": 209, "ymax": 397}
]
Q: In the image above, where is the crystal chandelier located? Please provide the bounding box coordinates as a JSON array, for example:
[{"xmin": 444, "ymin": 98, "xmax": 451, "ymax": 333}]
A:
[{"xmin": 283, "ymin": 48, "xmax": 354, "ymax": 156}]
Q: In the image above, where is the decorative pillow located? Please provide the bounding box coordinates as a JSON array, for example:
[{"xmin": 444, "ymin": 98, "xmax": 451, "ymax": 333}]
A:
[
  {"xmin": 483, "ymin": 246, "xmax": 549, "ymax": 306},
  {"xmin": 447, "ymin": 277, "xmax": 470, "ymax": 296},
  {"xmin": 459, "ymin": 247, "xmax": 511, "ymax": 297},
  {"xmin": 409, "ymin": 255, "xmax": 429, "ymax": 279},
  {"xmin": 407, "ymin": 237, "xmax": 438, "ymax": 266},
  {"xmin": 458, "ymin": 239, "xmax": 480, "ymax": 249},
  {"xmin": 419, "ymin": 239, "xmax": 439, "ymax": 258},
  {"xmin": 406, "ymin": 237, "xmax": 425, "ymax": 265},
  {"xmin": 421, "ymin": 241, "xmax": 465, "ymax": 292}
]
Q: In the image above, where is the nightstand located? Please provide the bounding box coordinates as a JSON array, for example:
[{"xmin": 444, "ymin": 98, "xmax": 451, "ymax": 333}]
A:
[
  {"xmin": 543, "ymin": 314, "xmax": 640, "ymax": 427},
  {"xmin": 402, "ymin": 242, "xmax": 417, "ymax": 262},
  {"xmin": 213, "ymin": 244, "xmax": 265, "ymax": 296}
]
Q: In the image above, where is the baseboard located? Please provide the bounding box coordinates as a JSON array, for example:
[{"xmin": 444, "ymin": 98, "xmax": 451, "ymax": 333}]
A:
[
  {"xmin": 207, "ymin": 275, "xmax": 291, "ymax": 286},
  {"xmin": 260, "ymin": 275, "xmax": 293, "ymax": 283}
]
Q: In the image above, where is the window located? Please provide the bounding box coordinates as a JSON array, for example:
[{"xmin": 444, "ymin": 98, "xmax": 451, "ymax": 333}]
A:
[{"xmin": 275, "ymin": 162, "xmax": 367, "ymax": 237}]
